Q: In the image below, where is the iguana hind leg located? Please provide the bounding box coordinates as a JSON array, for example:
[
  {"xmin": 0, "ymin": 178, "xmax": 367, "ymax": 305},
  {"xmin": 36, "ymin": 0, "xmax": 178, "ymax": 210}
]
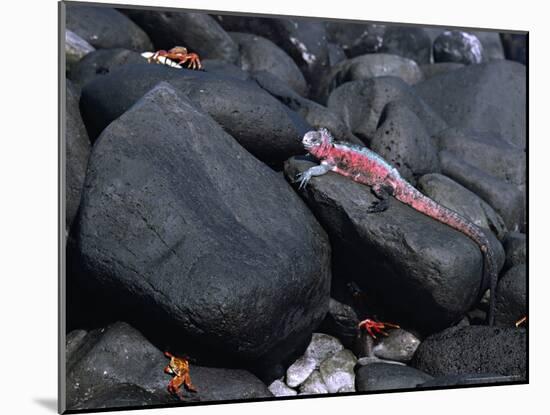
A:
[{"xmin": 366, "ymin": 183, "xmax": 394, "ymax": 213}]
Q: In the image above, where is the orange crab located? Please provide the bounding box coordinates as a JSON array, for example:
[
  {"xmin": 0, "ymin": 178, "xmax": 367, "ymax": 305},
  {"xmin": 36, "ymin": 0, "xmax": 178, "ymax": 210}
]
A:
[
  {"xmin": 358, "ymin": 318, "xmax": 400, "ymax": 339},
  {"xmin": 163, "ymin": 351, "xmax": 197, "ymax": 397},
  {"xmin": 148, "ymin": 46, "xmax": 202, "ymax": 70}
]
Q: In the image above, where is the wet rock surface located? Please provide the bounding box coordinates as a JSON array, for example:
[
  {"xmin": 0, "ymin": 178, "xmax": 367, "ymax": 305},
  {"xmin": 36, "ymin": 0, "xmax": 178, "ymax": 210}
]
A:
[
  {"xmin": 372, "ymin": 329, "xmax": 421, "ymax": 363},
  {"xmin": 380, "ymin": 26, "xmax": 432, "ymax": 65},
  {"xmin": 503, "ymin": 232, "xmax": 527, "ymax": 271},
  {"xmin": 65, "ymin": 30, "xmax": 95, "ymax": 75},
  {"xmin": 72, "ymin": 84, "xmax": 331, "ymax": 365}
]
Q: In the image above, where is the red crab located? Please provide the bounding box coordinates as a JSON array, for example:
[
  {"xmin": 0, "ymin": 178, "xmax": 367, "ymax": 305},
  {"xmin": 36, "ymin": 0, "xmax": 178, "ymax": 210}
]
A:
[
  {"xmin": 163, "ymin": 351, "xmax": 197, "ymax": 397},
  {"xmin": 358, "ymin": 318, "xmax": 400, "ymax": 339},
  {"xmin": 148, "ymin": 46, "xmax": 202, "ymax": 70}
]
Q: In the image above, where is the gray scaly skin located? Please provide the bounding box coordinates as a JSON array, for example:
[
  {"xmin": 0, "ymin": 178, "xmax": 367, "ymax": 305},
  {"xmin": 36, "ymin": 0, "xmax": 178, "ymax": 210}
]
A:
[{"xmin": 296, "ymin": 128, "xmax": 498, "ymax": 326}]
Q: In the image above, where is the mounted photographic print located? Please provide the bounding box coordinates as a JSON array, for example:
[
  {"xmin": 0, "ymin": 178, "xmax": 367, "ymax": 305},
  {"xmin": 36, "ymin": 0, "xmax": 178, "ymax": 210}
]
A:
[{"xmin": 60, "ymin": 0, "xmax": 528, "ymax": 412}]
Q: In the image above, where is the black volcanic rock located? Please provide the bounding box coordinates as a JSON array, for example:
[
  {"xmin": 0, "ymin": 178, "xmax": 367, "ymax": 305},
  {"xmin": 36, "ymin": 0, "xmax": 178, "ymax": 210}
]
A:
[
  {"xmin": 411, "ymin": 325, "xmax": 526, "ymax": 378},
  {"xmin": 79, "ymin": 64, "xmax": 310, "ymax": 165},
  {"xmin": 230, "ymin": 32, "xmax": 307, "ymax": 95},
  {"xmin": 65, "ymin": 80, "xmax": 90, "ymax": 228},
  {"xmin": 433, "ymin": 31, "xmax": 484, "ymax": 65},
  {"xmin": 284, "ymin": 157, "xmax": 504, "ymax": 333},
  {"xmin": 414, "ymin": 61, "xmax": 526, "ymax": 149},
  {"xmin": 66, "ymin": 5, "xmax": 153, "ymax": 51},
  {"xmin": 121, "ymin": 9, "xmax": 239, "ymax": 63},
  {"xmin": 73, "ymin": 83, "xmax": 331, "ymax": 365}
]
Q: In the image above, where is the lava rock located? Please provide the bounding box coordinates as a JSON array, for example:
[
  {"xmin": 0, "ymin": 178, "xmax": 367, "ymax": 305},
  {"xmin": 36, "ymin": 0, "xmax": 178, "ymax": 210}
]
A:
[
  {"xmin": 494, "ymin": 265, "xmax": 527, "ymax": 327},
  {"xmin": 66, "ymin": 5, "xmax": 152, "ymax": 51},
  {"xmin": 503, "ymin": 232, "xmax": 527, "ymax": 271},
  {"xmin": 420, "ymin": 62, "xmax": 465, "ymax": 79},
  {"xmin": 418, "ymin": 373, "xmax": 522, "ymax": 388},
  {"xmin": 436, "ymin": 128, "xmax": 526, "ymax": 187},
  {"xmin": 439, "ymin": 151, "xmax": 525, "ymax": 232},
  {"xmin": 380, "ymin": 26, "xmax": 432, "ymax": 65},
  {"xmin": 325, "ymin": 21, "xmax": 386, "ymax": 57},
  {"xmin": 327, "ymin": 43, "xmax": 347, "ymax": 66},
  {"xmin": 230, "ymin": 32, "xmax": 307, "ymax": 95},
  {"xmin": 201, "ymin": 59, "xmax": 251, "ymax": 81},
  {"xmin": 284, "ymin": 157, "xmax": 504, "ymax": 333},
  {"xmin": 66, "ymin": 322, "xmax": 177, "ymax": 409},
  {"xmin": 370, "ymin": 100, "xmax": 440, "ymax": 183},
  {"xmin": 299, "ymin": 370, "xmax": 328, "ymax": 394},
  {"xmin": 414, "ymin": 61, "xmax": 526, "ymax": 149},
  {"xmin": 318, "ymin": 298, "xmax": 359, "ymax": 349},
  {"xmin": 79, "ymin": 64, "xmax": 310, "ymax": 165},
  {"xmin": 66, "ymin": 322, "xmax": 272, "ymax": 409},
  {"xmin": 433, "ymin": 31, "xmax": 484, "ymax": 65},
  {"xmin": 319, "ymin": 349, "xmax": 357, "ymax": 393},
  {"xmin": 65, "ymin": 80, "xmax": 91, "ymax": 228},
  {"xmin": 473, "ymin": 31, "xmax": 505, "ymax": 61},
  {"xmin": 71, "ymin": 384, "xmax": 169, "ymax": 410},
  {"xmin": 121, "ymin": 9, "xmax": 239, "ymax": 63},
  {"xmin": 73, "ymin": 83, "xmax": 331, "ymax": 365},
  {"xmin": 251, "ymin": 70, "xmax": 362, "ymax": 145},
  {"xmin": 417, "ymin": 173, "xmax": 507, "ymax": 240},
  {"xmin": 214, "ymin": 16, "xmax": 330, "ymax": 97},
  {"xmin": 411, "ymin": 325, "xmax": 527, "ymax": 378},
  {"xmin": 500, "ymin": 33, "xmax": 527, "ymax": 65},
  {"xmin": 355, "ymin": 362, "xmax": 433, "ymax": 391},
  {"xmin": 286, "ymin": 356, "xmax": 317, "ymax": 388},
  {"xmin": 327, "ymin": 77, "xmax": 447, "ymax": 144},
  {"xmin": 372, "ymin": 329, "xmax": 421, "ymax": 363},
  {"xmin": 318, "ymin": 54, "xmax": 423, "ymax": 103},
  {"xmin": 70, "ymin": 48, "xmax": 144, "ymax": 88},
  {"xmin": 65, "ymin": 30, "xmax": 95, "ymax": 75},
  {"xmin": 268, "ymin": 379, "xmax": 297, "ymax": 396}
]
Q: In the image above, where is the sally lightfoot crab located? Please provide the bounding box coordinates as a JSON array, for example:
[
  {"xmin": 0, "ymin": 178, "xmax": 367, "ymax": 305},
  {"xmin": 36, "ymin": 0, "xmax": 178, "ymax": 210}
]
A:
[
  {"xmin": 146, "ymin": 46, "xmax": 202, "ymax": 70},
  {"xmin": 358, "ymin": 318, "xmax": 400, "ymax": 339},
  {"xmin": 164, "ymin": 351, "xmax": 197, "ymax": 397}
]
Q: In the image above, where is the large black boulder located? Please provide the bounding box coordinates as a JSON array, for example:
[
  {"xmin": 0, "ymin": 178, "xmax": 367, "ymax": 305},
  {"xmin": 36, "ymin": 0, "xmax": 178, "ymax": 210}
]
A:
[
  {"xmin": 65, "ymin": 322, "xmax": 272, "ymax": 410},
  {"xmin": 214, "ymin": 16, "xmax": 330, "ymax": 98},
  {"xmin": 370, "ymin": 100, "xmax": 440, "ymax": 183},
  {"xmin": 494, "ymin": 265, "xmax": 527, "ymax": 327},
  {"xmin": 284, "ymin": 158, "xmax": 504, "ymax": 334},
  {"xmin": 120, "ymin": 9, "xmax": 239, "ymax": 63},
  {"xmin": 411, "ymin": 325, "xmax": 526, "ymax": 378},
  {"xmin": 317, "ymin": 54, "xmax": 423, "ymax": 103},
  {"xmin": 79, "ymin": 64, "xmax": 310, "ymax": 166},
  {"xmin": 72, "ymin": 83, "xmax": 331, "ymax": 365},
  {"xmin": 229, "ymin": 32, "xmax": 308, "ymax": 96},
  {"xmin": 414, "ymin": 61, "xmax": 526, "ymax": 149},
  {"xmin": 379, "ymin": 26, "xmax": 432, "ymax": 65},
  {"xmin": 66, "ymin": 5, "xmax": 153, "ymax": 52},
  {"xmin": 326, "ymin": 77, "xmax": 447, "ymax": 144},
  {"xmin": 70, "ymin": 48, "xmax": 144, "ymax": 88}
]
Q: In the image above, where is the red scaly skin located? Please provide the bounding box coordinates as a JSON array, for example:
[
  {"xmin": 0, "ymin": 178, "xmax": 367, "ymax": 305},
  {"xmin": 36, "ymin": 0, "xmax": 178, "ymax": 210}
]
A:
[{"xmin": 298, "ymin": 128, "xmax": 497, "ymax": 326}]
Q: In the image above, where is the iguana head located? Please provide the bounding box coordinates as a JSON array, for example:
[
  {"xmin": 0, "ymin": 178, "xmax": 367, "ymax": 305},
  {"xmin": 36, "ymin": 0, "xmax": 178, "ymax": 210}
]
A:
[{"xmin": 302, "ymin": 128, "xmax": 334, "ymax": 158}]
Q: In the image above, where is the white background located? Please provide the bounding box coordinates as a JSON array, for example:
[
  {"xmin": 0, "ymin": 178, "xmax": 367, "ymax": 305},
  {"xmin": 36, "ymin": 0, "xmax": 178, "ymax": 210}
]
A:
[{"xmin": 0, "ymin": 0, "xmax": 545, "ymax": 413}]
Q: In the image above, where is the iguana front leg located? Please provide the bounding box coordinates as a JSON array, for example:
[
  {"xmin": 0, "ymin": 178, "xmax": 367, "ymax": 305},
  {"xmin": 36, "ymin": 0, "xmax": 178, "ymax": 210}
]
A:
[{"xmin": 295, "ymin": 161, "xmax": 334, "ymax": 190}]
